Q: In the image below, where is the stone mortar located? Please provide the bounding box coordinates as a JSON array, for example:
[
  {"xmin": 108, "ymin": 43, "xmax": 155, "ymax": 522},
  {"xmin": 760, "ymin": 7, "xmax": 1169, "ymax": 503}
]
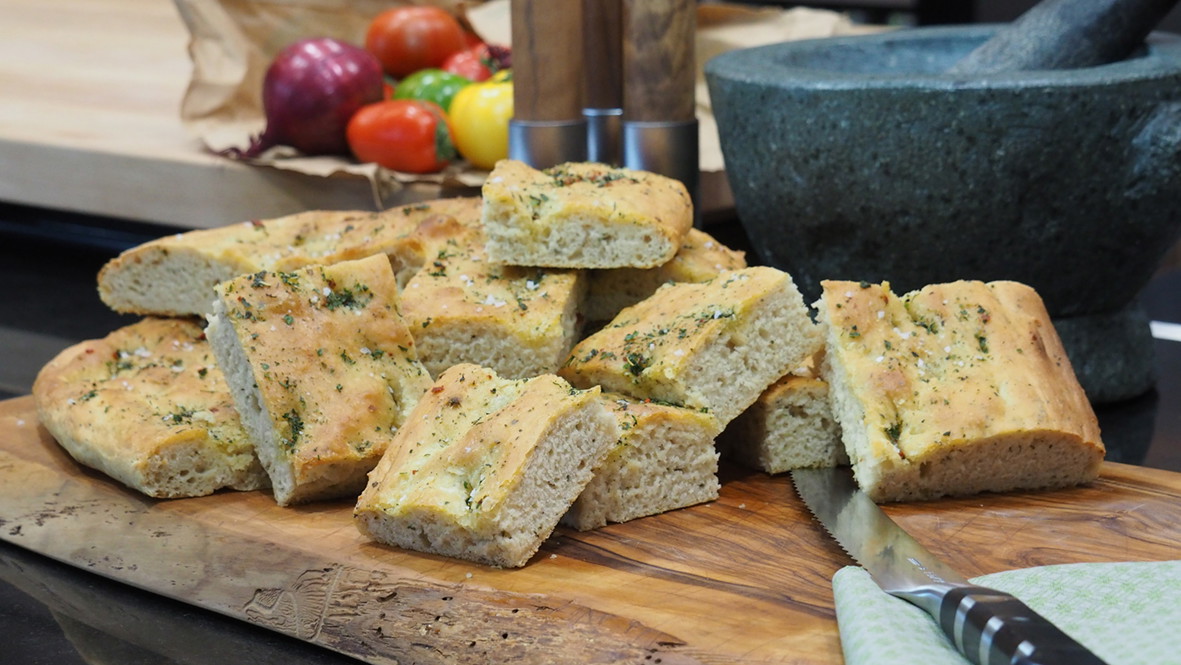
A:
[{"xmin": 705, "ymin": 25, "xmax": 1181, "ymax": 403}]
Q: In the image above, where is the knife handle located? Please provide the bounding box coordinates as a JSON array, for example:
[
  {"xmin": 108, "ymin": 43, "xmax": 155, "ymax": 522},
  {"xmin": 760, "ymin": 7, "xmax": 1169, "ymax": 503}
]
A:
[{"xmin": 937, "ymin": 585, "xmax": 1109, "ymax": 665}]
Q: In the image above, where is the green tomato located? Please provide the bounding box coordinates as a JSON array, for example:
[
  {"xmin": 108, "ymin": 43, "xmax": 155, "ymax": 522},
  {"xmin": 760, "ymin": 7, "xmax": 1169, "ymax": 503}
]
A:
[{"xmin": 392, "ymin": 68, "xmax": 471, "ymax": 112}]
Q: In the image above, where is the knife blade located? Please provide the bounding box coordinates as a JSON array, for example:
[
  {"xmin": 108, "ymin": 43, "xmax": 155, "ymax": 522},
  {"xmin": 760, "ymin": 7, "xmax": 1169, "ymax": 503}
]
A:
[{"xmin": 791, "ymin": 467, "xmax": 1108, "ymax": 665}]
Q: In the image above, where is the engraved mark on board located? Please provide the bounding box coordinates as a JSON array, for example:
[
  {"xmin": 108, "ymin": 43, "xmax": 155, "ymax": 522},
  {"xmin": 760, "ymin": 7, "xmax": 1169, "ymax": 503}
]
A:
[{"xmin": 243, "ymin": 566, "xmax": 344, "ymax": 639}]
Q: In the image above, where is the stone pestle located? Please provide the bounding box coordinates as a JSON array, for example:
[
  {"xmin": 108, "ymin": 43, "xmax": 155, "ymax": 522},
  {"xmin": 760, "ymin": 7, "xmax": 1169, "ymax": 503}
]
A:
[{"xmin": 949, "ymin": 0, "xmax": 1180, "ymax": 74}]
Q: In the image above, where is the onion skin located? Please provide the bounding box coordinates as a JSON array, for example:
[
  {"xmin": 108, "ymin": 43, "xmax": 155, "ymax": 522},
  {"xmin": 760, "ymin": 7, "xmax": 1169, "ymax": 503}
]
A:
[{"xmin": 243, "ymin": 37, "xmax": 384, "ymax": 158}]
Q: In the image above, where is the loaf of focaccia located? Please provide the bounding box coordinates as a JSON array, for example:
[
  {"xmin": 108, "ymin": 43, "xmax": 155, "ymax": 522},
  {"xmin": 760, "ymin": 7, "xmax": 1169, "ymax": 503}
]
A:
[
  {"xmin": 206, "ymin": 254, "xmax": 433, "ymax": 506},
  {"xmin": 481, "ymin": 160, "xmax": 693, "ymax": 269},
  {"xmin": 560, "ymin": 266, "xmax": 822, "ymax": 425},
  {"xmin": 33, "ymin": 317, "xmax": 268, "ymax": 498},
  {"xmin": 355, "ymin": 364, "xmax": 618, "ymax": 568},
  {"xmin": 98, "ymin": 198, "xmax": 482, "ymax": 317},
  {"xmin": 816, "ymin": 280, "xmax": 1105, "ymax": 503},
  {"xmin": 563, "ymin": 393, "xmax": 721, "ymax": 531}
]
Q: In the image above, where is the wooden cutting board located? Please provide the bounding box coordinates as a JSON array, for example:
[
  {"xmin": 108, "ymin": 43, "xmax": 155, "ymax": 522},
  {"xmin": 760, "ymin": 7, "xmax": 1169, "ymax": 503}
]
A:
[{"xmin": 2, "ymin": 394, "xmax": 1180, "ymax": 665}]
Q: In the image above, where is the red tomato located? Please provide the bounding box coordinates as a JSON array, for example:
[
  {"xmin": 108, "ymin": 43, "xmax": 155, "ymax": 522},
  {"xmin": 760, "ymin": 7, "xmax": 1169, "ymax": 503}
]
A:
[
  {"xmin": 442, "ymin": 45, "xmax": 494, "ymax": 82},
  {"xmin": 365, "ymin": 7, "xmax": 467, "ymax": 78},
  {"xmin": 347, "ymin": 99, "xmax": 457, "ymax": 173}
]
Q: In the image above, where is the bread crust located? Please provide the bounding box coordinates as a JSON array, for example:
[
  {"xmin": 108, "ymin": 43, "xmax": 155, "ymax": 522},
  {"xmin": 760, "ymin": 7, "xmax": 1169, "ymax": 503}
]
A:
[
  {"xmin": 817, "ymin": 279, "xmax": 1104, "ymax": 502},
  {"xmin": 560, "ymin": 266, "xmax": 822, "ymax": 425},
  {"xmin": 98, "ymin": 198, "xmax": 482, "ymax": 317},
  {"xmin": 207, "ymin": 254, "xmax": 433, "ymax": 506},
  {"xmin": 481, "ymin": 160, "xmax": 693, "ymax": 269},
  {"xmin": 33, "ymin": 317, "xmax": 267, "ymax": 498},
  {"xmin": 355, "ymin": 364, "xmax": 617, "ymax": 567}
]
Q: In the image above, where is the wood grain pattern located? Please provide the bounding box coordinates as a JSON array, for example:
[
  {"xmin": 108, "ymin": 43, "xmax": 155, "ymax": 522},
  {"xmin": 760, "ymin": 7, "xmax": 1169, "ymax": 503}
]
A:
[
  {"xmin": 511, "ymin": 0, "xmax": 585, "ymax": 121},
  {"xmin": 583, "ymin": 0, "xmax": 624, "ymax": 109},
  {"xmin": 3, "ymin": 394, "xmax": 1181, "ymax": 664},
  {"xmin": 622, "ymin": 0, "xmax": 697, "ymax": 122}
]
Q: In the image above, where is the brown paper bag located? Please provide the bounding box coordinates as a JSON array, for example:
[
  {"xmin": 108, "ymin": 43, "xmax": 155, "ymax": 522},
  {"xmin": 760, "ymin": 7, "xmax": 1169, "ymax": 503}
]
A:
[{"xmin": 174, "ymin": 0, "xmax": 486, "ymax": 208}]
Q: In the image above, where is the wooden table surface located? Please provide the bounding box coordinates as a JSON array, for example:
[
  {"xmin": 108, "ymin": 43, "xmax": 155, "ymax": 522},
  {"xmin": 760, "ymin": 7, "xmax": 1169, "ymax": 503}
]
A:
[
  {"xmin": 3, "ymin": 394, "xmax": 1181, "ymax": 665},
  {"xmin": 0, "ymin": 0, "xmax": 398, "ymax": 229}
]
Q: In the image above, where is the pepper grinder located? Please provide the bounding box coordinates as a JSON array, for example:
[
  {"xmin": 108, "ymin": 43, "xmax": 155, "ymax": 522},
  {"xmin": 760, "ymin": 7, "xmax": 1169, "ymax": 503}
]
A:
[
  {"xmin": 621, "ymin": 0, "xmax": 698, "ymax": 212},
  {"xmin": 508, "ymin": 0, "xmax": 588, "ymax": 168},
  {"xmin": 583, "ymin": 0, "xmax": 624, "ymax": 165}
]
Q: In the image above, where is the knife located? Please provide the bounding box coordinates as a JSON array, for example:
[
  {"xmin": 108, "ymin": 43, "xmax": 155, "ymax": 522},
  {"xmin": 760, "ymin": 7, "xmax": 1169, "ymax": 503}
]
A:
[{"xmin": 791, "ymin": 467, "xmax": 1108, "ymax": 665}]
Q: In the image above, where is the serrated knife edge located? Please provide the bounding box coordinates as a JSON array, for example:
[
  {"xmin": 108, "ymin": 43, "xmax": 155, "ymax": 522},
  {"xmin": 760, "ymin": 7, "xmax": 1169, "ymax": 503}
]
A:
[{"xmin": 790, "ymin": 467, "xmax": 1108, "ymax": 665}]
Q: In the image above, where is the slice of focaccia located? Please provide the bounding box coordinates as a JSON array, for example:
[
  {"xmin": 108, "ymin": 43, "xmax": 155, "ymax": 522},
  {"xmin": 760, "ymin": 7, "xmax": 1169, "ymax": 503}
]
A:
[
  {"xmin": 206, "ymin": 254, "xmax": 432, "ymax": 506},
  {"xmin": 583, "ymin": 227, "xmax": 748, "ymax": 323},
  {"xmin": 98, "ymin": 197, "xmax": 482, "ymax": 317},
  {"xmin": 355, "ymin": 364, "xmax": 618, "ymax": 568},
  {"xmin": 33, "ymin": 317, "xmax": 267, "ymax": 498},
  {"xmin": 398, "ymin": 214, "xmax": 586, "ymax": 379},
  {"xmin": 563, "ymin": 393, "xmax": 722, "ymax": 531},
  {"xmin": 481, "ymin": 160, "xmax": 693, "ymax": 269},
  {"xmin": 560, "ymin": 266, "xmax": 822, "ymax": 425},
  {"xmin": 816, "ymin": 279, "xmax": 1105, "ymax": 503},
  {"xmin": 721, "ymin": 357, "xmax": 846, "ymax": 474}
]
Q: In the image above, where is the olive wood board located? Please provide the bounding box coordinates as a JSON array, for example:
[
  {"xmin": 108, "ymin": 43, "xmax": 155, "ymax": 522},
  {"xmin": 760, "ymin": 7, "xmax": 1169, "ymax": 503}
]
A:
[{"xmin": 1, "ymin": 394, "xmax": 1180, "ymax": 665}]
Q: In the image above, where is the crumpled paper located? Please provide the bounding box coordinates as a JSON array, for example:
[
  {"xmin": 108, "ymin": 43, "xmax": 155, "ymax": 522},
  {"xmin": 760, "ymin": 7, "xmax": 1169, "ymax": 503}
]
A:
[
  {"xmin": 833, "ymin": 561, "xmax": 1181, "ymax": 665},
  {"xmin": 173, "ymin": 0, "xmax": 861, "ymax": 207}
]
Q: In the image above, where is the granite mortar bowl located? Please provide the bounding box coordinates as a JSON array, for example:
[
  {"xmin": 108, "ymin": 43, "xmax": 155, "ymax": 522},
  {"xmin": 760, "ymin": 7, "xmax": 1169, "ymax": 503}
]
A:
[{"xmin": 705, "ymin": 25, "xmax": 1181, "ymax": 403}]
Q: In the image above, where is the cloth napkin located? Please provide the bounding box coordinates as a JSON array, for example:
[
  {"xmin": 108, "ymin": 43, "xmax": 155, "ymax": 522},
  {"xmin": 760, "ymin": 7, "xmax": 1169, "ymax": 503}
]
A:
[{"xmin": 832, "ymin": 560, "xmax": 1181, "ymax": 665}]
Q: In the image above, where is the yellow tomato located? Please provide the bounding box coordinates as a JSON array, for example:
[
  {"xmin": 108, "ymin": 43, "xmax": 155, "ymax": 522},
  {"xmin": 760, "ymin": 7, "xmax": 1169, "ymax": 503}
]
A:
[{"xmin": 448, "ymin": 71, "xmax": 513, "ymax": 170}]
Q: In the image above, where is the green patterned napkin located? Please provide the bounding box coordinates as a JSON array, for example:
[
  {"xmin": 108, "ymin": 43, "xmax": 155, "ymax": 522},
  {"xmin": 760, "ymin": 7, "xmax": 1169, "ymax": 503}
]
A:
[{"xmin": 833, "ymin": 560, "xmax": 1181, "ymax": 665}]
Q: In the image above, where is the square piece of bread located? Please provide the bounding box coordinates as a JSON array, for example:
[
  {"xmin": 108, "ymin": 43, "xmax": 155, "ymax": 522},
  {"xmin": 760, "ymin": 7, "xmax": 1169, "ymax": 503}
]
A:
[
  {"xmin": 398, "ymin": 214, "xmax": 586, "ymax": 379},
  {"xmin": 563, "ymin": 393, "xmax": 722, "ymax": 531},
  {"xmin": 816, "ymin": 279, "xmax": 1105, "ymax": 503},
  {"xmin": 206, "ymin": 254, "xmax": 433, "ymax": 506},
  {"xmin": 354, "ymin": 364, "xmax": 618, "ymax": 568},
  {"xmin": 98, "ymin": 198, "xmax": 481, "ymax": 317},
  {"xmin": 583, "ymin": 227, "xmax": 748, "ymax": 323},
  {"xmin": 481, "ymin": 160, "xmax": 693, "ymax": 269},
  {"xmin": 560, "ymin": 266, "xmax": 822, "ymax": 425},
  {"xmin": 721, "ymin": 358, "xmax": 846, "ymax": 474},
  {"xmin": 33, "ymin": 317, "xmax": 268, "ymax": 498}
]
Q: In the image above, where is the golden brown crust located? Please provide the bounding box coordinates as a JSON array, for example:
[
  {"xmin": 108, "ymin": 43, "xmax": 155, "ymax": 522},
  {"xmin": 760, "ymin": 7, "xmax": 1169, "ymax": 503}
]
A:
[
  {"xmin": 209, "ymin": 254, "xmax": 433, "ymax": 505},
  {"xmin": 481, "ymin": 160, "xmax": 694, "ymax": 269},
  {"xmin": 818, "ymin": 279, "xmax": 1104, "ymax": 502},
  {"xmin": 560, "ymin": 266, "xmax": 821, "ymax": 425},
  {"xmin": 32, "ymin": 317, "xmax": 267, "ymax": 498},
  {"xmin": 398, "ymin": 215, "xmax": 586, "ymax": 379},
  {"xmin": 355, "ymin": 364, "xmax": 617, "ymax": 567},
  {"xmin": 97, "ymin": 198, "xmax": 482, "ymax": 316}
]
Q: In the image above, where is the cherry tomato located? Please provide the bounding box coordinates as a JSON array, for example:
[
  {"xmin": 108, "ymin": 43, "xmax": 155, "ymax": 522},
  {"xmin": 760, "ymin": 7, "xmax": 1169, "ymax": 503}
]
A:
[
  {"xmin": 442, "ymin": 45, "xmax": 495, "ymax": 82},
  {"xmin": 347, "ymin": 100, "xmax": 457, "ymax": 173},
  {"xmin": 365, "ymin": 6, "xmax": 467, "ymax": 78},
  {"xmin": 448, "ymin": 71, "xmax": 513, "ymax": 170}
]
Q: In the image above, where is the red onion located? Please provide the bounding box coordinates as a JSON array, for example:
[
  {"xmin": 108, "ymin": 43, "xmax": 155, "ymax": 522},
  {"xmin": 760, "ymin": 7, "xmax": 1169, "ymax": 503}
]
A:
[{"xmin": 241, "ymin": 37, "xmax": 384, "ymax": 158}]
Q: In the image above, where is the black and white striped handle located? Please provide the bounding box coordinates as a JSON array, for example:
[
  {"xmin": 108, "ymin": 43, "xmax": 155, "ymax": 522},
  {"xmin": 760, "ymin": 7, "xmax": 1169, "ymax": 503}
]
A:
[{"xmin": 934, "ymin": 585, "xmax": 1108, "ymax": 665}]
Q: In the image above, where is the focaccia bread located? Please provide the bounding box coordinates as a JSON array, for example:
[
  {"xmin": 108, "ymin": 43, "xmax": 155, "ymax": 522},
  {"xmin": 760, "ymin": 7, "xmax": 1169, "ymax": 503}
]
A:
[
  {"xmin": 583, "ymin": 227, "xmax": 748, "ymax": 323},
  {"xmin": 32, "ymin": 317, "xmax": 267, "ymax": 498},
  {"xmin": 206, "ymin": 254, "xmax": 433, "ymax": 506},
  {"xmin": 816, "ymin": 279, "xmax": 1105, "ymax": 503},
  {"xmin": 722, "ymin": 357, "xmax": 846, "ymax": 474},
  {"xmin": 563, "ymin": 393, "xmax": 721, "ymax": 531},
  {"xmin": 560, "ymin": 266, "xmax": 822, "ymax": 425},
  {"xmin": 481, "ymin": 160, "xmax": 693, "ymax": 269},
  {"xmin": 98, "ymin": 197, "xmax": 482, "ymax": 317},
  {"xmin": 355, "ymin": 364, "xmax": 618, "ymax": 568},
  {"xmin": 398, "ymin": 214, "xmax": 586, "ymax": 379}
]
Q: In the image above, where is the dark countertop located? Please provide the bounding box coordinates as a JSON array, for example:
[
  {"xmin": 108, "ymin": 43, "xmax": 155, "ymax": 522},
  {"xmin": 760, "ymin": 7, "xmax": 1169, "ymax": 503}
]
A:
[{"xmin": 0, "ymin": 203, "xmax": 1178, "ymax": 664}]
